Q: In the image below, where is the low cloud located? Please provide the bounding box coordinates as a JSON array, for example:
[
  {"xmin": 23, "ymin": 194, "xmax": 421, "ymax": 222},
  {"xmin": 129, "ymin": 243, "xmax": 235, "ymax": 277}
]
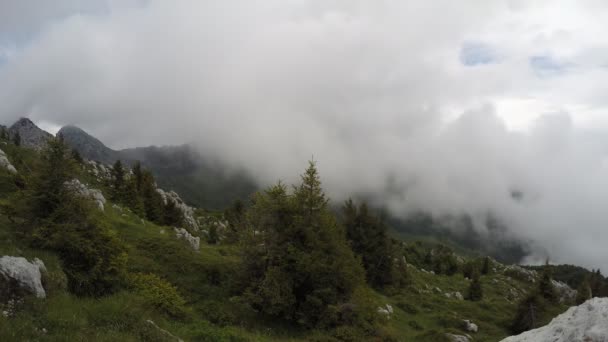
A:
[{"xmin": 1, "ymin": 1, "xmax": 608, "ymax": 270}]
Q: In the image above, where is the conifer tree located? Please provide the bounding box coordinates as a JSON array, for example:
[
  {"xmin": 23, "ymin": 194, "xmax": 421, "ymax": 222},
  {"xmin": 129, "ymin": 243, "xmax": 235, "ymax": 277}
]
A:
[
  {"xmin": 467, "ymin": 270, "xmax": 483, "ymax": 301},
  {"xmin": 132, "ymin": 161, "xmax": 143, "ymax": 193},
  {"xmin": 576, "ymin": 276, "xmax": 592, "ymax": 304},
  {"xmin": 13, "ymin": 131, "xmax": 21, "ymax": 146},
  {"xmin": 0, "ymin": 127, "xmax": 7, "ymax": 141},
  {"xmin": 71, "ymin": 149, "xmax": 83, "ymax": 164},
  {"xmin": 511, "ymin": 292, "xmax": 544, "ymax": 334},
  {"xmin": 343, "ymin": 199, "xmax": 395, "ymax": 288},
  {"xmin": 481, "ymin": 256, "xmax": 491, "ymax": 275},
  {"xmin": 163, "ymin": 199, "xmax": 184, "ymax": 227},
  {"xmin": 538, "ymin": 263, "xmax": 557, "ymax": 303},
  {"xmin": 141, "ymin": 170, "xmax": 164, "ymax": 223},
  {"xmin": 241, "ymin": 161, "xmax": 365, "ymax": 328},
  {"xmin": 589, "ymin": 269, "xmax": 603, "ymax": 297},
  {"xmin": 111, "ymin": 160, "xmax": 126, "ymax": 201}
]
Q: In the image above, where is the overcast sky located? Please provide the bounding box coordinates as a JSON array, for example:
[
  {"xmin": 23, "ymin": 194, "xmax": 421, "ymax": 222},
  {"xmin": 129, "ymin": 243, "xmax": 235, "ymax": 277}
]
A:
[{"xmin": 2, "ymin": 0, "xmax": 608, "ymax": 270}]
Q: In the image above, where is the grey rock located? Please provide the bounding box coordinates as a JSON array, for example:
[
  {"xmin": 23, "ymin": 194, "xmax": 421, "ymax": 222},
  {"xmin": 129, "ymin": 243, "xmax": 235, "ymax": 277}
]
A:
[
  {"xmin": 9, "ymin": 118, "xmax": 52, "ymax": 150},
  {"xmin": 0, "ymin": 148, "xmax": 17, "ymax": 174},
  {"xmin": 174, "ymin": 227, "xmax": 200, "ymax": 251},
  {"xmin": 0, "ymin": 256, "xmax": 47, "ymax": 299},
  {"xmin": 64, "ymin": 179, "xmax": 106, "ymax": 211}
]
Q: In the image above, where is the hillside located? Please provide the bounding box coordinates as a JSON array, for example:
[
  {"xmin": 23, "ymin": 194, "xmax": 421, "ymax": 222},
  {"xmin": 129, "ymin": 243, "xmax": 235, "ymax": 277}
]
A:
[
  {"xmin": 0, "ymin": 136, "xmax": 590, "ymax": 341},
  {"xmin": 57, "ymin": 124, "xmax": 258, "ymax": 209}
]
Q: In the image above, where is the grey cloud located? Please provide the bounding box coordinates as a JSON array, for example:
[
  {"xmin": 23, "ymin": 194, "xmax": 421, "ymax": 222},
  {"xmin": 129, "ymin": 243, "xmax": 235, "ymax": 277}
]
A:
[{"xmin": 1, "ymin": 1, "xmax": 608, "ymax": 270}]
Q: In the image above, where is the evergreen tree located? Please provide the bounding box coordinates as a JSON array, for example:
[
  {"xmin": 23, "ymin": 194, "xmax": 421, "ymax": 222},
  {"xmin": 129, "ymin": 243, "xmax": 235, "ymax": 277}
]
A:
[
  {"xmin": 511, "ymin": 292, "xmax": 544, "ymax": 334},
  {"xmin": 163, "ymin": 199, "xmax": 184, "ymax": 227},
  {"xmin": 224, "ymin": 199, "xmax": 245, "ymax": 243},
  {"xmin": 27, "ymin": 137, "xmax": 76, "ymax": 221},
  {"xmin": 207, "ymin": 224, "xmax": 219, "ymax": 244},
  {"xmin": 241, "ymin": 162, "xmax": 365, "ymax": 328},
  {"xmin": 0, "ymin": 127, "xmax": 7, "ymax": 141},
  {"xmin": 589, "ymin": 269, "xmax": 603, "ymax": 297},
  {"xmin": 132, "ymin": 161, "xmax": 143, "ymax": 193},
  {"xmin": 576, "ymin": 276, "xmax": 592, "ymax": 305},
  {"xmin": 111, "ymin": 160, "xmax": 126, "ymax": 201},
  {"xmin": 71, "ymin": 149, "xmax": 83, "ymax": 164},
  {"xmin": 141, "ymin": 170, "xmax": 164, "ymax": 223},
  {"xmin": 343, "ymin": 199, "xmax": 395, "ymax": 288},
  {"xmin": 18, "ymin": 137, "xmax": 126, "ymax": 296},
  {"xmin": 467, "ymin": 270, "xmax": 483, "ymax": 301},
  {"xmin": 13, "ymin": 131, "xmax": 21, "ymax": 146},
  {"xmin": 481, "ymin": 256, "xmax": 491, "ymax": 275},
  {"xmin": 124, "ymin": 179, "xmax": 144, "ymax": 216},
  {"xmin": 538, "ymin": 263, "xmax": 557, "ymax": 303}
]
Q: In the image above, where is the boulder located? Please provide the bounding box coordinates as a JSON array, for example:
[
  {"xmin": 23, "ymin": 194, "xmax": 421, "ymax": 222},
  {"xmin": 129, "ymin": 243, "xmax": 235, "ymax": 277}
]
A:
[
  {"xmin": 503, "ymin": 265, "xmax": 538, "ymax": 283},
  {"xmin": 0, "ymin": 149, "xmax": 17, "ymax": 174},
  {"xmin": 500, "ymin": 297, "xmax": 608, "ymax": 342},
  {"xmin": 446, "ymin": 334, "xmax": 470, "ymax": 342},
  {"xmin": 552, "ymin": 279, "xmax": 577, "ymax": 304},
  {"xmin": 157, "ymin": 189, "xmax": 199, "ymax": 231},
  {"xmin": 174, "ymin": 228, "xmax": 200, "ymax": 251},
  {"xmin": 0, "ymin": 256, "xmax": 46, "ymax": 299},
  {"xmin": 64, "ymin": 179, "xmax": 106, "ymax": 211},
  {"xmin": 463, "ymin": 320, "xmax": 478, "ymax": 333}
]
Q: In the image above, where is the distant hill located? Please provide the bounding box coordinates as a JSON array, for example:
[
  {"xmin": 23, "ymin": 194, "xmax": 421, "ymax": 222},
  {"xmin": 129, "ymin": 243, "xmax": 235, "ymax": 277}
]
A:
[
  {"xmin": 54, "ymin": 124, "xmax": 258, "ymax": 209},
  {"xmin": 9, "ymin": 118, "xmax": 53, "ymax": 149}
]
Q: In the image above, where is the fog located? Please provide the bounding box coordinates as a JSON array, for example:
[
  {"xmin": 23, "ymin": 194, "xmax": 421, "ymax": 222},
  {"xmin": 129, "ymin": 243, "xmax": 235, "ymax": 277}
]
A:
[{"xmin": 2, "ymin": 0, "xmax": 608, "ymax": 270}]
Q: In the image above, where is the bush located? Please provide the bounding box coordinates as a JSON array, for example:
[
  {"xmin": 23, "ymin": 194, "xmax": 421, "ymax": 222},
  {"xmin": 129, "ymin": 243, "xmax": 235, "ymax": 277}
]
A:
[{"xmin": 129, "ymin": 273, "xmax": 188, "ymax": 318}]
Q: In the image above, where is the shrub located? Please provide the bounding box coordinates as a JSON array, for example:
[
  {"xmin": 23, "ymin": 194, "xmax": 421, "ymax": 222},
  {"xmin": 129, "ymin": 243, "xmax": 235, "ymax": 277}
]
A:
[{"xmin": 129, "ymin": 273, "xmax": 188, "ymax": 318}]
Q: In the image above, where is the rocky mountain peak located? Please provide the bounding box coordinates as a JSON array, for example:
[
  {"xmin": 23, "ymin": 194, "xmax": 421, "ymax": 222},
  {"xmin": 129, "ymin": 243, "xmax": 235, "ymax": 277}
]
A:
[
  {"xmin": 8, "ymin": 118, "xmax": 52, "ymax": 150},
  {"xmin": 58, "ymin": 125, "xmax": 118, "ymax": 164}
]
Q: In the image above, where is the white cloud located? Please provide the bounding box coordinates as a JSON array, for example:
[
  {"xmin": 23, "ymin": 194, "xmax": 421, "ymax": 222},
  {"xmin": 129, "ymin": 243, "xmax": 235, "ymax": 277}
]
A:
[{"xmin": 1, "ymin": 0, "xmax": 608, "ymax": 270}]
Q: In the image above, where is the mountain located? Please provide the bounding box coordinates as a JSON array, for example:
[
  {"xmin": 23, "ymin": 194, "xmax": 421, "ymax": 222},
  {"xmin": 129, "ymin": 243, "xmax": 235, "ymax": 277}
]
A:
[
  {"xmin": 57, "ymin": 125, "xmax": 118, "ymax": 163},
  {"xmin": 58, "ymin": 124, "xmax": 257, "ymax": 209},
  {"xmin": 9, "ymin": 118, "xmax": 53, "ymax": 149}
]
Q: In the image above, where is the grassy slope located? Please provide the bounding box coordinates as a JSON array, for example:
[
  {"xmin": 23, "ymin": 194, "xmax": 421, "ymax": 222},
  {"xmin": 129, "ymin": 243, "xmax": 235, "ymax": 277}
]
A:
[{"xmin": 0, "ymin": 144, "xmax": 569, "ymax": 341}]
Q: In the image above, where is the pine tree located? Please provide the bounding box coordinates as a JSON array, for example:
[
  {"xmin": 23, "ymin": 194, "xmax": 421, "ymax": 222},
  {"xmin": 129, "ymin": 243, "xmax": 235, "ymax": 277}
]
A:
[
  {"xmin": 241, "ymin": 161, "xmax": 365, "ymax": 328},
  {"xmin": 71, "ymin": 149, "xmax": 83, "ymax": 164},
  {"xmin": 343, "ymin": 199, "xmax": 395, "ymax": 289},
  {"xmin": 141, "ymin": 170, "xmax": 164, "ymax": 223},
  {"xmin": 589, "ymin": 269, "xmax": 603, "ymax": 297},
  {"xmin": 13, "ymin": 131, "xmax": 21, "ymax": 146},
  {"xmin": 132, "ymin": 161, "xmax": 143, "ymax": 193},
  {"xmin": 18, "ymin": 137, "xmax": 127, "ymax": 296},
  {"xmin": 467, "ymin": 270, "xmax": 483, "ymax": 301},
  {"xmin": 27, "ymin": 137, "xmax": 77, "ymax": 221},
  {"xmin": 0, "ymin": 127, "xmax": 7, "ymax": 141},
  {"xmin": 576, "ymin": 276, "xmax": 592, "ymax": 304},
  {"xmin": 163, "ymin": 199, "xmax": 184, "ymax": 227},
  {"xmin": 481, "ymin": 256, "xmax": 491, "ymax": 275},
  {"xmin": 511, "ymin": 292, "xmax": 544, "ymax": 334},
  {"xmin": 111, "ymin": 160, "xmax": 126, "ymax": 202},
  {"xmin": 538, "ymin": 263, "xmax": 557, "ymax": 303}
]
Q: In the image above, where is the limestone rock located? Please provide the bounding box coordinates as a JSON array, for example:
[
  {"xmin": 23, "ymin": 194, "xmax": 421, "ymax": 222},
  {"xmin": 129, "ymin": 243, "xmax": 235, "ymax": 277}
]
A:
[
  {"xmin": 500, "ymin": 298, "xmax": 608, "ymax": 342},
  {"xmin": 174, "ymin": 227, "xmax": 200, "ymax": 251},
  {"xmin": 65, "ymin": 179, "xmax": 106, "ymax": 211},
  {"xmin": 157, "ymin": 189, "xmax": 199, "ymax": 231},
  {"xmin": 0, "ymin": 149, "xmax": 16, "ymax": 174},
  {"xmin": 463, "ymin": 319, "xmax": 478, "ymax": 333},
  {"xmin": 446, "ymin": 334, "xmax": 470, "ymax": 342},
  {"xmin": 0, "ymin": 256, "xmax": 47, "ymax": 299}
]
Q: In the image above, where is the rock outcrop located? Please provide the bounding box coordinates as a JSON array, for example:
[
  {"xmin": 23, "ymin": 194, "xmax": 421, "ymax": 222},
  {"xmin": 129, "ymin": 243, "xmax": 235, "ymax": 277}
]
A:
[
  {"xmin": 0, "ymin": 256, "xmax": 47, "ymax": 299},
  {"xmin": 9, "ymin": 118, "xmax": 52, "ymax": 150},
  {"xmin": 503, "ymin": 265, "xmax": 538, "ymax": 283},
  {"xmin": 0, "ymin": 148, "xmax": 17, "ymax": 174},
  {"xmin": 157, "ymin": 189, "xmax": 199, "ymax": 231},
  {"xmin": 64, "ymin": 179, "xmax": 106, "ymax": 211},
  {"xmin": 446, "ymin": 334, "xmax": 470, "ymax": 342},
  {"xmin": 500, "ymin": 297, "xmax": 608, "ymax": 342},
  {"xmin": 174, "ymin": 227, "xmax": 200, "ymax": 251},
  {"xmin": 552, "ymin": 280, "xmax": 577, "ymax": 304}
]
